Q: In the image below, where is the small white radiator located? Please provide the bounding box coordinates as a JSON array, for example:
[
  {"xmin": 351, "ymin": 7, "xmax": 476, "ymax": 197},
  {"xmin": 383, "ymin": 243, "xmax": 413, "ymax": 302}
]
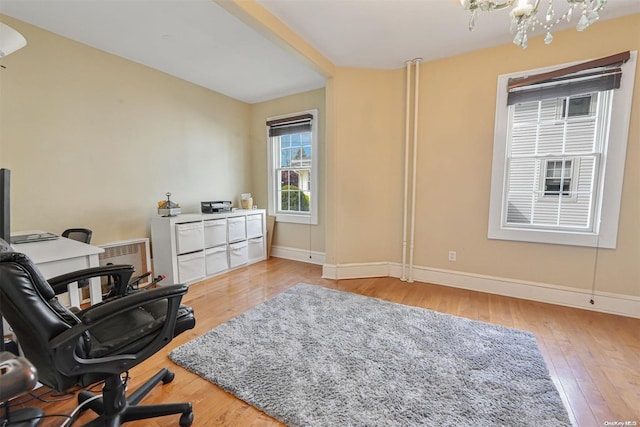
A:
[{"xmin": 97, "ymin": 238, "xmax": 153, "ymax": 290}]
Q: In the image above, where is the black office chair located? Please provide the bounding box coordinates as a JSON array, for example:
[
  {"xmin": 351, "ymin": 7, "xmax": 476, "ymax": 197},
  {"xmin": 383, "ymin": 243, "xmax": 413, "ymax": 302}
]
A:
[
  {"xmin": 0, "ymin": 238, "xmax": 196, "ymax": 426},
  {"xmin": 62, "ymin": 228, "xmax": 93, "ymax": 244}
]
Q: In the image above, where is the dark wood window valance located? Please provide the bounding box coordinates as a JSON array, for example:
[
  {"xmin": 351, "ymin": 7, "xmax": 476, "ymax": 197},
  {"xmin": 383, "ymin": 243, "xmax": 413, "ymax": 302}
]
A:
[{"xmin": 267, "ymin": 114, "xmax": 313, "ymax": 137}]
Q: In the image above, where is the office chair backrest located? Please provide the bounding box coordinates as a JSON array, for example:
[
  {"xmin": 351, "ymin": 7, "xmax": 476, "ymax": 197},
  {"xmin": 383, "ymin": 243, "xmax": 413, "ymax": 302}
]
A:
[
  {"xmin": 62, "ymin": 228, "xmax": 92, "ymax": 244},
  {"xmin": 0, "ymin": 240, "xmax": 86, "ymax": 390}
]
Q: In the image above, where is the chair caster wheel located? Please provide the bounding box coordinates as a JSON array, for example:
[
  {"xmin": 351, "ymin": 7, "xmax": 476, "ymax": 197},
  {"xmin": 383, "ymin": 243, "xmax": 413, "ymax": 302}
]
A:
[
  {"xmin": 162, "ymin": 370, "xmax": 175, "ymax": 384},
  {"xmin": 179, "ymin": 410, "xmax": 194, "ymax": 426}
]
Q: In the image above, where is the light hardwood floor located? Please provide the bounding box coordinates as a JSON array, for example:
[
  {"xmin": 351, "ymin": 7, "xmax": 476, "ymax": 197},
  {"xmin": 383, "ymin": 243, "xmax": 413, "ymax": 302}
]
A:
[{"xmin": 9, "ymin": 258, "xmax": 640, "ymax": 426}]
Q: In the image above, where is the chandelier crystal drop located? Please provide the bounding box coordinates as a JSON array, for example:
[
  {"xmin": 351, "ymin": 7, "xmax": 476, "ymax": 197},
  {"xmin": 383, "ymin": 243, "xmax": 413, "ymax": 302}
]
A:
[{"xmin": 460, "ymin": 0, "xmax": 607, "ymax": 48}]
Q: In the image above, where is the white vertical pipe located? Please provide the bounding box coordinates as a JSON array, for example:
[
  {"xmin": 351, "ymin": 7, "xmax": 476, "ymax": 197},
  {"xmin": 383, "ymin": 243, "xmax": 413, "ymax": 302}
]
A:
[
  {"xmin": 401, "ymin": 60, "xmax": 412, "ymax": 282},
  {"xmin": 408, "ymin": 58, "xmax": 422, "ymax": 283}
]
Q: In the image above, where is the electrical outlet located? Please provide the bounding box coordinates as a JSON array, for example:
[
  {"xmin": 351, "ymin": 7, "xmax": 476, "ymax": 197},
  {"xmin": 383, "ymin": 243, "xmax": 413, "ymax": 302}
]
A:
[{"xmin": 448, "ymin": 251, "xmax": 456, "ymax": 262}]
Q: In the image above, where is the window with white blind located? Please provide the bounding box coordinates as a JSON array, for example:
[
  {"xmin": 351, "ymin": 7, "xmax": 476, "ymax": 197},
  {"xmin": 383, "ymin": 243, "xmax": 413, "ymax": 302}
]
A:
[
  {"xmin": 488, "ymin": 51, "xmax": 637, "ymax": 248},
  {"xmin": 266, "ymin": 110, "xmax": 318, "ymax": 225}
]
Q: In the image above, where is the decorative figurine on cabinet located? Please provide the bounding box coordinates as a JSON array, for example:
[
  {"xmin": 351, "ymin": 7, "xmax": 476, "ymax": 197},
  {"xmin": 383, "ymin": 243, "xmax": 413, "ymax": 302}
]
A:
[{"xmin": 157, "ymin": 192, "xmax": 181, "ymax": 217}]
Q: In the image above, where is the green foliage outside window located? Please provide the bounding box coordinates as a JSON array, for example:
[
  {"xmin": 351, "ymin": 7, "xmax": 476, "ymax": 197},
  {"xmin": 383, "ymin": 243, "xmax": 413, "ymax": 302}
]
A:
[{"xmin": 281, "ymin": 185, "xmax": 310, "ymax": 212}]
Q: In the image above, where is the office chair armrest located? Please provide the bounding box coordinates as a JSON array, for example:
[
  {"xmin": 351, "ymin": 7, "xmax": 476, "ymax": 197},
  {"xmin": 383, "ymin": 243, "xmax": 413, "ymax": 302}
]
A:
[
  {"xmin": 49, "ymin": 285, "xmax": 189, "ymax": 376},
  {"xmin": 48, "ymin": 264, "xmax": 135, "ymax": 295}
]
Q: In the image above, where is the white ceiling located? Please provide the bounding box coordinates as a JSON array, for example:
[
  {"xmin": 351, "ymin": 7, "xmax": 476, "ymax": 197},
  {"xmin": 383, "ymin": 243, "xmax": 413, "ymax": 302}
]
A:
[
  {"xmin": 1, "ymin": 0, "xmax": 638, "ymax": 104},
  {"xmin": 259, "ymin": 0, "xmax": 640, "ymax": 68}
]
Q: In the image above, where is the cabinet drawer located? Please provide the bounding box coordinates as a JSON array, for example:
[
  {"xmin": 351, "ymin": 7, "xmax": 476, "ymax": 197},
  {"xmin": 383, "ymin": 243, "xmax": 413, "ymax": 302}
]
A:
[
  {"xmin": 177, "ymin": 251, "xmax": 205, "ymax": 284},
  {"xmin": 246, "ymin": 214, "xmax": 263, "ymax": 238},
  {"xmin": 204, "ymin": 218, "xmax": 227, "ymax": 248},
  {"xmin": 205, "ymin": 246, "xmax": 228, "ymax": 275},
  {"xmin": 175, "ymin": 222, "xmax": 204, "ymax": 255},
  {"xmin": 229, "ymin": 241, "xmax": 248, "ymax": 268},
  {"xmin": 227, "ymin": 216, "xmax": 247, "ymax": 243},
  {"xmin": 248, "ymin": 236, "xmax": 264, "ymax": 262}
]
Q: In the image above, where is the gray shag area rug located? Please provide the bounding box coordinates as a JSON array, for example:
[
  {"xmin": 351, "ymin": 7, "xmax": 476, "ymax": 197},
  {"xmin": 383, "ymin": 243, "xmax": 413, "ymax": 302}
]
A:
[{"xmin": 170, "ymin": 283, "xmax": 571, "ymax": 426}]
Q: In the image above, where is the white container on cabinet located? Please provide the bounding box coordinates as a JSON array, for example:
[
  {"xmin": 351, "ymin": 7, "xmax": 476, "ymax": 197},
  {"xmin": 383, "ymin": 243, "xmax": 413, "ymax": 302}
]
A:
[
  {"xmin": 247, "ymin": 236, "xmax": 264, "ymax": 262},
  {"xmin": 204, "ymin": 218, "xmax": 227, "ymax": 248},
  {"xmin": 177, "ymin": 251, "xmax": 205, "ymax": 284},
  {"xmin": 229, "ymin": 240, "xmax": 248, "ymax": 268},
  {"xmin": 175, "ymin": 222, "xmax": 204, "ymax": 255},
  {"xmin": 228, "ymin": 216, "xmax": 247, "ymax": 243},
  {"xmin": 246, "ymin": 214, "xmax": 263, "ymax": 238},
  {"xmin": 205, "ymin": 246, "xmax": 228, "ymax": 275}
]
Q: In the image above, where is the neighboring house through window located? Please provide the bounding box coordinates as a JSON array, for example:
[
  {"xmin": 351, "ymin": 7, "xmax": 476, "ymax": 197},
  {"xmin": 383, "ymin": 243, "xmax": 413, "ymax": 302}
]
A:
[
  {"xmin": 488, "ymin": 51, "xmax": 637, "ymax": 248},
  {"xmin": 266, "ymin": 110, "xmax": 318, "ymax": 225},
  {"xmin": 542, "ymin": 158, "xmax": 574, "ymax": 198}
]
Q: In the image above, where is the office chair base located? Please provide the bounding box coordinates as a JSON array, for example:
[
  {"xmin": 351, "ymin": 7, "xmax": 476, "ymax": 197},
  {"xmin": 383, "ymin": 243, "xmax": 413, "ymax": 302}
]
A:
[{"xmin": 77, "ymin": 368, "xmax": 193, "ymax": 427}]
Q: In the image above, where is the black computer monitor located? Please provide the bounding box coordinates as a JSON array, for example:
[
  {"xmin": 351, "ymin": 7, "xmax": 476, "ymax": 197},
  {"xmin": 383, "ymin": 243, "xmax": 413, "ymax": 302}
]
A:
[{"xmin": 0, "ymin": 168, "xmax": 10, "ymax": 243}]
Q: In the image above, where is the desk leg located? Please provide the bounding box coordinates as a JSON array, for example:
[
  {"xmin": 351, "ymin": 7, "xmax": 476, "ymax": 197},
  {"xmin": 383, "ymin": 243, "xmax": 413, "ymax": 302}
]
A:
[
  {"xmin": 87, "ymin": 254, "xmax": 103, "ymax": 305},
  {"xmin": 68, "ymin": 283, "xmax": 81, "ymax": 308},
  {"xmin": 89, "ymin": 278, "xmax": 103, "ymax": 305}
]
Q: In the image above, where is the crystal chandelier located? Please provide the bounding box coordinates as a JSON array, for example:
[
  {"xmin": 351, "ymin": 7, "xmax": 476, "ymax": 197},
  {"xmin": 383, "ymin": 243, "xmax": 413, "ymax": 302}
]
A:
[{"xmin": 460, "ymin": 0, "xmax": 607, "ymax": 48}]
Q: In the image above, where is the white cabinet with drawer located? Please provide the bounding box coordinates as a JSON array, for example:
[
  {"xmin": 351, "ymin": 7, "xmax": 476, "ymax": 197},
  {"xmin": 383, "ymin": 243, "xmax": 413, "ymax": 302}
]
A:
[
  {"xmin": 151, "ymin": 210, "xmax": 266, "ymax": 286},
  {"xmin": 175, "ymin": 222, "xmax": 204, "ymax": 254},
  {"xmin": 204, "ymin": 218, "xmax": 227, "ymax": 248},
  {"xmin": 205, "ymin": 245, "xmax": 228, "ymax": 275},
  {"xmin": 229, "ymin": 241, "xmax": 248, "ymax": 268},
  {"xmin": 228, "ymin": 216, "xmax": 246, "ymax": 242},
  {"xmin": 248, "ymin": 236, "xmax": 265, "ymax": 263},
  {"xmin": 247, "ymin": 214, "xmax": 263, "ymax": 238},
  {"xmin": 177, "ymin": 251, "xmax": 205, "ymax": 283}
]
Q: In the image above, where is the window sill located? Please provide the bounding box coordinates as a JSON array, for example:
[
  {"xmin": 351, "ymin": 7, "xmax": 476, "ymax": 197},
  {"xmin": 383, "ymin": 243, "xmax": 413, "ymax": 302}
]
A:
[
  {"xmin": 488, "ymin": 225, "xmax": 615, "ymax": 249},
  {"xmin": 274, "ymin": 212, "xmax": 317, "ymax": 225}
]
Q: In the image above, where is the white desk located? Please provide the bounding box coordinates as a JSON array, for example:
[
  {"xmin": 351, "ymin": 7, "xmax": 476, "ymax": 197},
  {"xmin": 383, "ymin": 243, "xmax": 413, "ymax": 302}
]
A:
[{"xmin": 10, "ymin": 232, "xmax": 104, "ymax": 307}]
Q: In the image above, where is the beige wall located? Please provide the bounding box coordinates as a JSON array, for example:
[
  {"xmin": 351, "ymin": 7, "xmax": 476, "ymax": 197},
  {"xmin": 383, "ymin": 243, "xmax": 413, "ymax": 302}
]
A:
[
  {"xmin": 329, "ymin": 67, "xmax": 405, "ymax": 264},
  {"xmin": 0, "ymin": 16, "xmax": 252, "ymax": 245},
  {"xmin": 250, "ymin": 89, "xmax": 326, "ymax": 254},
  {"xmin": 328, "ymin": 14, "xmax": 639, "ymax": 297}
]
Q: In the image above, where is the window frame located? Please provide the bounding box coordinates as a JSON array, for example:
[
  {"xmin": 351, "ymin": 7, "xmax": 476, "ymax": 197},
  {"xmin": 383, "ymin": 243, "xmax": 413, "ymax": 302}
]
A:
[
  {"xmin": 488, "ymin": 52, "xmax": 637, "ymax": 248},
  {"xmin": 266, "ymin": 109, "xmax": 318, "ymax": 225}
]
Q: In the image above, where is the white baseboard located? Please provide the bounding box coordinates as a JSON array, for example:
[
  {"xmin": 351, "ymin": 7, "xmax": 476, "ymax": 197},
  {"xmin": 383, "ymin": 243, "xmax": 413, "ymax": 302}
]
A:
[
  {"xmin": 322, "ymin": 261, "xmax": 640, "ymax": 319},
  {"xmin": 270, "ymin": 245, "xmax": 326, "ymax": 265},
  {"xmin": 321, "ymin": 262, "xmax": 390, "ymax": 279}
]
